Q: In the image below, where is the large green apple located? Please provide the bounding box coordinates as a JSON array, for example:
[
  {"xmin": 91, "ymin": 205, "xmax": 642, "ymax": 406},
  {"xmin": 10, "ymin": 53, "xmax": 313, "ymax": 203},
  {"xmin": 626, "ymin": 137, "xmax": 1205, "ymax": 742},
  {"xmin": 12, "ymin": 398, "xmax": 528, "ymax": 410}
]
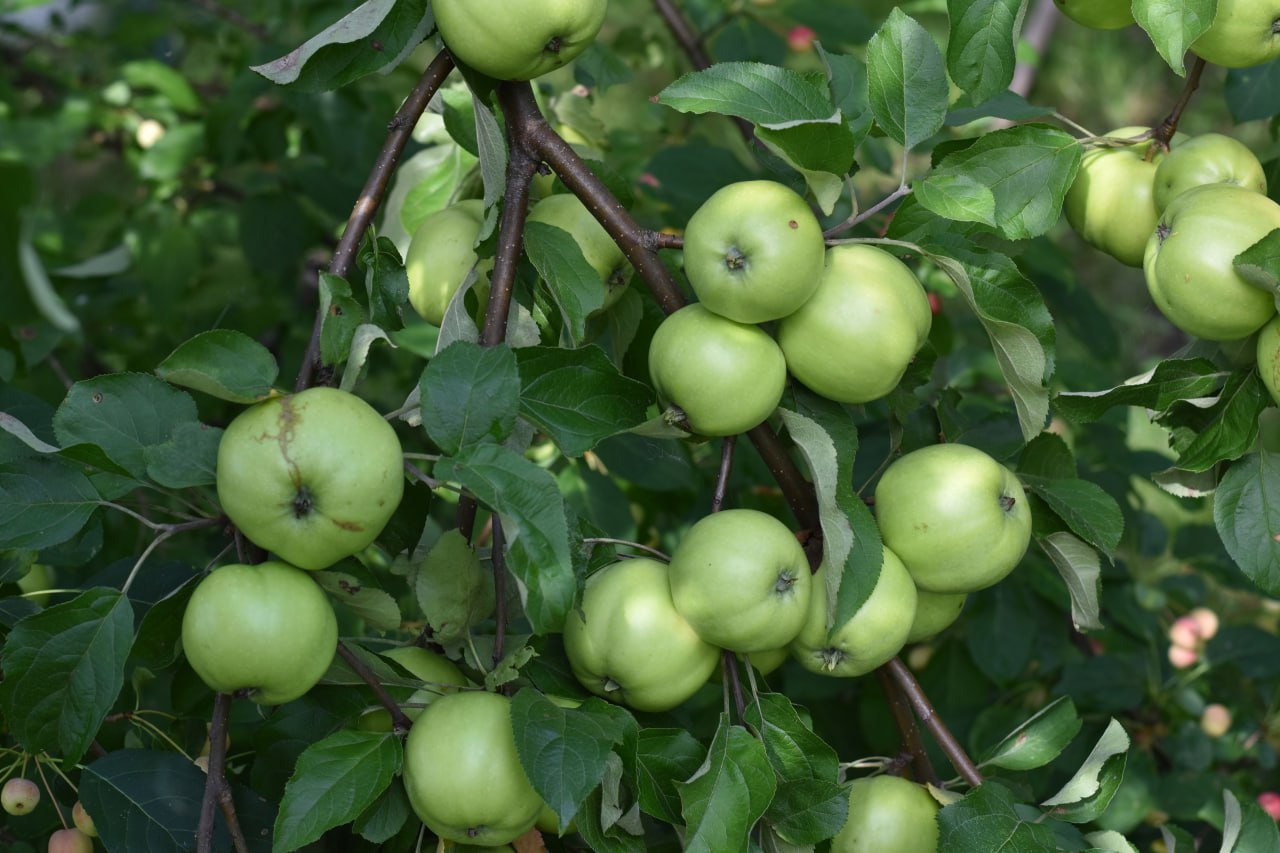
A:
[
  {"xmin": 1190, "ymin": 0, "xmax": 1280, "ymax": 68},
  {"xmin": 1258, "ymin": 315, "xmax": 1280, "ymax": 405},
  {"xmin": 1063, "ymin": 127, "xmax": 1165, "ymax": 267},
  {"xmin": 432, "ymin": 0, "xmax": 608, "ymax": 81},
  {"xmin": 1054, "ymin": 0, "xmax": 1134, "ymax": 28},
  {"xmin": 777, "ymin": 244, "xmax": 931, "ymax": 404},
  {"xmin": 216, "ymin": 387, "xmax": 405, "ymax": 571},
  {"xmin": 1153, "ymin": 133, "xmax": 1268, "ymax": 213},
  {"xmin": 405, "ymin": 199, "xmax": 490, "ymax": 326},
  {"xmin": 402, "ymin": 691, "xmax": 542, "ymax": 846},
  {"xmin": 668, "ymin": 509, "xmax": 812, "ymax": 653},
  {"xmin": 1144, "ymin": 184, "xmax": 1280, "ymax": 341},
  {"xmin": 528, "ymin": 192, "xmax": 629, "ymax": 310},
  {"xmin": 791, "ymin": 547, "xmax": 917, "ymax": 678},
  {"xmin": 648, "ymin": 303, "xmax": 787, "ymax": 436},
  {"xmin": 875, "ymin": 443, "xmax": 1032, "ymax": 594},
  {"xmin": 681, "ymin": 180, "xmax": 826, "ymax": 323},
  {"xmin": 181, "ymin": 562, "xmax": 338, "ymax": 705},
  {"xmin": 564, "ymin": 557, "xmax": 719, "ymax": 712},
  {"xmin": 905, "ymin": 589, "xmax": 967, "ymax": 643},
  {"xmin": 832, "ymin": 774, "xmax": 940, "ymax": 853}
]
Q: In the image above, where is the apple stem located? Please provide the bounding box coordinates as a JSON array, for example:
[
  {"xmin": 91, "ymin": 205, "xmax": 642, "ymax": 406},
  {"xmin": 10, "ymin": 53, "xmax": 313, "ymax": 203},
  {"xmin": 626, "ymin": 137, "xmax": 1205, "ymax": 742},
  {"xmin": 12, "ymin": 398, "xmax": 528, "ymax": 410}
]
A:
[
  {"xmin": 196, "ymin": 693, "xmax": 250, "ymax": 853},
  {"xmin": 1150, "ymin": 55, "xmax": 1207, "ymax": 154}
]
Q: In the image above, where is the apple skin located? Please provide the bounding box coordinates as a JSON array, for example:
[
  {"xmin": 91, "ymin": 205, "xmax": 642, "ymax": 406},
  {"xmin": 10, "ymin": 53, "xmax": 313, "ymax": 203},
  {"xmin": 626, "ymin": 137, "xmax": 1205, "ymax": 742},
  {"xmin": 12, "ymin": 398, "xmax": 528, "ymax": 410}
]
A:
[
  {"xmin": 16, "ymin": 563, "xmax": 53, "ymax": 606},
  {"xmin": 1144, "ymin": 184, "xmax": 1280, "ymax": 341},
  {"xmin": 905, "ymin": 589, "xmax": 967, "ymax": 643},
  {"xmin": 648, "ymin": 303, "xmax": 787, "ymax": 436},
  {"xmin": 564, "ymin": 557, "xmax": 719, "ymax": 712},
  {"xmin": 402, "ymin": 691, "xmax": 542, "ymax": 846},
  {"xmin": 47, "ymin": 829, "xmax": 94, "ymax": 853},
  {"xmin": 1190, "ymin": 0, "xmax": 1280, "ymax": 68},
  {"xmin": 528, "ymin": 193, "xmax": 629, "ymax": 309},
  {"xmin": 1, "ymin": 777, "xmax": 40, "ymax": 815},
  {"xmin": 181, "ymin": 562, "xmax": 338, "ymax": 705},
  {"xmin": 433, "ymin": 0, "xmax": 607, "ymax": 81},
  {"xmin": 681, "ymin": 180, "xmax": 826, "ymax": 323},
  {"xmin": 831, "ymin": 775, "xmax": 940, "ymax": 853},
  {"xmin": 1053, "ymin": 0, "xmax": 1134, "ymax": 29},
  {"xmin": 875, "ymin": 444, "xmax": 1032, "ymax": 594},
  {"xmin": 216, "ymin": 387, "xmax": 405, "ymax": 571},
  {"xmin": 405, "ymin": 199, "xmax": 489, "ymax": 326},
  {"xmin": 377, "ymin": 646, "xmax": 470, "ymax": 723},
  {"xmin": 1258, "ymin": 316, "xmax": 1280, "ymax": 405},
  {"xmin": 777, "ymin": 244, "xmax": 931, "ymax": 404},
  {"xmin": 1153, "ymin": 133, "xmax": 1268, "ymax": 213},
  {"xmin": 790, "ymin": 547, "xmax": 917, "ymax": 678},
  {"xmin": 72, "ymin": 801, "xmax": 97, "ymax": 838},
  {"xmin": 668, "ymin": 509, "xmax": 812, "ymax": 653},
  {"xmin": 711, "ymin": 646, "xmax": 790, "ymax": 682},
  {"xmin": 1063, "ymin": 127, "xmax": 1166, "ymax": 267}
]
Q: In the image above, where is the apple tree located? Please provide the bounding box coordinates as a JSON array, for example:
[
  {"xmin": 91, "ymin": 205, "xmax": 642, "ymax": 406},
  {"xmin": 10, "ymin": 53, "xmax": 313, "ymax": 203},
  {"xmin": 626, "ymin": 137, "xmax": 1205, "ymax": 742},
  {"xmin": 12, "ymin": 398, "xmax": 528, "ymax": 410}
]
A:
[{"xmin": 2, "ymin": 0, "xmax": 1280, "ymax": 851}]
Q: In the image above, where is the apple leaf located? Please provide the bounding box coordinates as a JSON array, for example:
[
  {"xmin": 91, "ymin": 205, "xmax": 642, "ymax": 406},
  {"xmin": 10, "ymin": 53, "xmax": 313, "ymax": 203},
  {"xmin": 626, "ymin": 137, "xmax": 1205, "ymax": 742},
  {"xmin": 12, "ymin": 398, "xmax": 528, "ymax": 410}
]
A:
[
  {"xmin": 352, "ymin": 781, "xmax": 411, "ymax": 844},
  {"xmin": 765, "ymin": 778, "xmax": 848, "ymax": 845},
  {"xmin": 1214, "ymin": 451, "xmax": 1280, "ymax": 596},
  {"xmin": 143, "ymin": 421, "xmax": 222, "ymax": 489},
  {"xmin": 1225, "ymin": 63, "xmax": 1280, "ymax": 123},
  {"xmin": 744, "ymin": 693, "xmax": 840, "ymax": 784},
  {"xmin": 1133, "ymin": 0, "xmax": 1217, "ymax": 76},
  {"xmin": 524, "ymin": 221, "xmax": 609, "ymax": 346},
  {"xmin": 657, "ymin": 62, "xmax": 838, "ymax": 129},
  {"xmin": 981, "ymin": 696, "xmax": 1083, "ymax": 771},
  {"xmin": 1233, "ymin": 227, "xmax": 1280, "ymax": 294},
  {"xmin": 473, "ymin": 93, "xmax": 507, "ymax": 207},
  {"xmin": 1159, "ymin": 369, "xmax": 1269, "ymax": 473},
  {"xmin": 939, "ymin": 782, "xmax": 1059, "ymax": 852},
  {"xmin": 0, "ymin": 587, "xmax": 132, "ymax": 763},
  {"xmin": 678, "ymin": 713, "xmax": 777, "ymax": 853},
  {"xmin": 318, "ymin": 273, "xmax": 367, "ymax": 367},
  {"xmin": 914, "ymin": 174, "xmax": 996, "ymax": 227},
  {"xmin": 420, "ymin": 340, "xmax": 520, "ymax": 456},
  {"xmin": 510, "ymin": 689, "xmax": 637, "ymax": 834},
  {"xmin": 1054, "ymin": 358, "xmax": 1226, "ymax": 424},
  {"xmin": 1222, "ymin": 788, "xmax": 1280, "ymax": 853},
  {"xmin": 1161, "ymin": 824, "xmax": 1198, "ymax": 852},
  {"xmin": 0, "ymin": 457, "xmax": 100, "ymax": 549},
  {"xmin": 413, "ymin": 529, "xmax": 495, "ymax": 644},
  {"xmin": 273, "ymin": 730, "xmax": 402, "ymax": 853},
  {"xmin": 623, "ymin": 727, "xmax": 708, "ymax": 825},
  {"xmin": 155, "ymin": 329, "xmax": 279, "ymax": 403},
  {"xmin": 1041, "ymin": 718, "xmax": 1130, "ymax": 822},
  {"xmin": 1021, "ymin": 476, "xmax": 1124, "ymax": 557},
  {"xmin": 866, "ymin": 8, "xmax": 949, "ymax": 150},
  {"xmin": 946, "ymin": 0, "xmax": 1021, "ymax": 107},
  {"xmin": 755, "ymin": 122, "xmax": 856, "ymax": 214},
  {"xmin": 1084, "ymin": 829, "xmax": 1140, "ymax": 853},
  {"xmin": 514, "ymin": 345, "xmax": 652, "ymax": 457},
  {"xmin": 1037, "ymin": 531, "xmax": 1104, "ymax": 632},
  {"xmin": 576, "ymin": 771, "xmax": 648, "ymax": 853},
  {"xmin": 313, "ymin": 570, "xmax": 402, "ymax": 633}
]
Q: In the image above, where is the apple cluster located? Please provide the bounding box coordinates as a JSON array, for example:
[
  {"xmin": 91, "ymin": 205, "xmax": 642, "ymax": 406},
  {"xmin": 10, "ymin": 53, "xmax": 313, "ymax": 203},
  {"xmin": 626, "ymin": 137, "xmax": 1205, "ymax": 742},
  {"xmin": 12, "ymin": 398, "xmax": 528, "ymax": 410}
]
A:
[{"xmin": 1, "ymin": 778, "xmax": 97, "ymax": 853}]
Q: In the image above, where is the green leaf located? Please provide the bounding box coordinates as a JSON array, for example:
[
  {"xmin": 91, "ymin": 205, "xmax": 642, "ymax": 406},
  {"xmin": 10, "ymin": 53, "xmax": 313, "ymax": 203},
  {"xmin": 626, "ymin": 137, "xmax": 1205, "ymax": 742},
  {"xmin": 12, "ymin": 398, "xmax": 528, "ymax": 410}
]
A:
[
  {"xmin": 1041, "ymin": 718, "xmax": 1130, "ymax": 823},
  {"xmin": 914, "ymin": 174, "xmax": 996, "ymax": 227},
  {"xmin": 1163, "ymin": 370, "xmax": 1269, "ymax": 473},
  {"xmin": 755, "ymin": 122, "xmax": 857, "ymax": 213},
  {"xmin": 1233, "ymin": 228, "xmax": 1280, "ymax": 293},
  {"xmin": 657, "ymin": 62, "xmax": 839, "ymax": 128},
  {"xmin": 313, "ymin": 570, "xmax": 402, "ymax": 633},
  {"xmin": 1214, "ymin": 451, "xmax": 1280, "ymax": 596},
  {"xmin": 420, "ymin": 340, "xmax": 520, "ymax": 456},
  {"xmin": 865, "ymin": 8, "xmax": 949, "ymax": 150},
  {"xmin": 1224, "ymin": 788, "xmax": 1280, "ymax": 853},
  {"xmin": 1054, "ymin": 359, "xmax": 1226, "ymax": 424},
  {"xmin": 576, "ymin": 775, "xmax": 648, "ymax": 853},
  {"xmin": 679, "ymin": 714, "xmax": 778, "ymax": 853},
  {"xmin": 1037, "ymin": 531, "xmax": 1104, "ymax": 632},
  {"xmin": 318, "ymin": 273, "xmax": 368, "ymax": 367},
  {"xmin": 353, "ymin": 780, "xmax": 412, "ymax": 844},
  {"xmin": 920, "ymin": 125, "xmax": 1081, "ymax": 239},
  {"xmin": 1022, "ymin": 476, "xmax": 1124, "ymax": 556},
  {"xmin": 121, "ymin": 59, "xmax": 202, "ymax": 113},
  {"xmin": 524, "ymin": 221, "xmax": 609, "ymax": 345},
  {"xmin": 0, "ymin": 457, "xmax": 100, "ymax": 549},
  {"xmin": 510, "ymin": 689, "xmax": 637, "ymax": 833},
  {"xmin": 766, "ymin": 778, "xmax": 848, "ymax": 845},
  {"xmin": 981, "ymin": 696, "xmax": 1083, "ymax": 771},
  {"xmin": 413, "ymin": 529, "xmax": 495, "ymax": 644},
  {"xmin": 1225, "ymin": 63, "xmax": 1280, "ymax": 123},
  {"xmin": 250, "ymin": 0, "xmax": 433, "ymax": 91},
  {"xmin": 273, "ymin": 731, "xmax": 401, "ymax": 852},
  {"xmin": 515, "ymin": 345, "xmax": 652, "ymax": 457},
  {"xmin": 53, "ymin": 372, "xmax": 199, "ymax": 480},
  {"xmin": 1133, "ymin": 0, "xmax": 1217, "ymax": 76},
  {"xmin": 437, "ymin": 444, "xmax": 575, "ymax": 633},
  {"xmin": 939, "ymin": 781, "xmax": 1059, "ymax": 853},
  {"xmin": 0, "ymin": 587, "xmax": 132, "ymax": 763},
  {"xmin": 744, "ymin": 693, "xmax": 840, "ymax": 784},
  {"xmin": 1084, "ymin": 829, "xmax": 1140, "ymax": 853},
  {"xmin": 946, "ymin": 0, "xmax": 1021, "ymax": 106},
  {"xmin": 155, "ymin": 329, "xmax": 278, "ymax": 403},
  {"xmin": 625, "ymin": 727, "xmax": 707, "ymax": 824},
  {"xmin": 143, "ymin": 421, "xmax": 223, "ymax": 489},
  {"xmin": 474, "ymin": 93, "xmax": 507, "ymax": 208}
]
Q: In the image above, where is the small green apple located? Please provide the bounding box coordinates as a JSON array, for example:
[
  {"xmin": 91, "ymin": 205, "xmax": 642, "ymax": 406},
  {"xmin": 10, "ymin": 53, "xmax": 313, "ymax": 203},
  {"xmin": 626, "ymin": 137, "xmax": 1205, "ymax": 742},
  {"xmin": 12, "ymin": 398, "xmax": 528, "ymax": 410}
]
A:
[
  {"xmin": 433, "ymin": 0, "xmax": 608, "ymax": 80},
  {"xmin": 47, "ymin": 828, "xmax": 94, "ymax": 853},
  {"xmin": 1153, "ymin": 133, "xmax": 1268, "ymax": 213},
  {"xmin": 1, "ymin": 777, "xmax": 39, "ymax": 815},
  {"xmin": 528, "ymin": 193, "xmax": 629, "ymax": 309},
  {"xmin": 72, "ymin": 801, "xmax": 97, "ymax": 838},
  {"xmin": 906, "ymin": 589, "xmax": 967, "ymax": 643},
  {"xmin": 405, "ymin": 199, "xmax": 490, "ymax": 326},
  {"xmin": 1190, "ymin": 0, "xmax": 1280, "ymax": 68},
  {"xmin": 1063, "ymin": 127, "xmax": 1166, "ymax": 267},
  {"xmin": 832, "ymin": 774, "xmax": 940, "ymax": 853}
]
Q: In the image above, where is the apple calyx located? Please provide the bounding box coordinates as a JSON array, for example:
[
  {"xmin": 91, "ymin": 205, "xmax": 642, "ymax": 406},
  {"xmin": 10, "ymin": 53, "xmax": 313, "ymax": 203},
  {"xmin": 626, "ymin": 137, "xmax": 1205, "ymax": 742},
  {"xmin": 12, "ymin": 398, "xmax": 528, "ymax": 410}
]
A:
[
  {"xmin": 1154, "ymin": 223, "xmax": 1171, "ymax": 246},
  {"xmin": 603, "ymin": 676, "xmax": 622, "ymax": 694},
  {"xmin": 820, "ymin": 648, "xmax": 846, "ymax": 671},
  {"xmin": 293, "ymin": 485, "xmax": 315, "ymax": 519},
  {"xmin": 774, "ymin": 570, "xmax": 799, "ymax": 594},
  {"xmin": 999, "ymin": 494, "xmax": 1017, "ymax": 513},
  {"xmin": 545, "ymin": 36, "xmax": 563, "ymax": 55},
  {"xmin": 724, "ymin": 246, "xmax": 748, "ymax": 271}
]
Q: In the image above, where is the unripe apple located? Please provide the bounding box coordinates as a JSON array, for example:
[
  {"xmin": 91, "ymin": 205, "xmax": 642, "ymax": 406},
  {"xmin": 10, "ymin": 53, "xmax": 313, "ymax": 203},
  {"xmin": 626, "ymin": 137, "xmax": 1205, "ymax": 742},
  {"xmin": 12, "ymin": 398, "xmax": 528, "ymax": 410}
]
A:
[
  {"xmin": 906, "ymin": 588, "xmax": 967, "ymax": 643},
  {"xmin": 1189, "ymin": 0, "xmax": 1280, "ymax": 68},
  {"xmin": 1064, "ymin": 127, "xmax": 1165, "ymax": 267},
  {"xmin": 1168, "ymin": 616, "xmax": 1201, "ymax": 650},
  {"xmin": 72, "ymin": 801, "xmax": 97, "ymax": 837},
  {"xmin": 2, "ymin": 776, "xmax": 40, "ymax": 815},
  {"xmin": 1259, "ymin": 315, "xmax": 1280, "ymax": 405},
  {"xmin": 528, "ymin": 193, "xmax": 629, "ymax": 310},
  {"xmin": 405, "ymin": 199, "xmax": 490, "ymax": 326},
  {"xmin": 1054, "ymin": 0, "xmax": 1134, "ymax": 29},
  {"xmin": 432, "ymin": 0, "xmax": 607, "ymax": 81},
  {"xmin": 832, "ymin": 774, "xmax": 940, "ymax": 853},
  {"xmin": 1153, "ymin": 133, "xmax": 1267, "ymax": 213},
  {"xmin": 48, "ymin": 828, "xmax": 93, "ymax": 853},
  {"xmin": 1168, "ymin": 644, "xmax": 1199, "ymax": 669},
  {"xmin": 16, "ymin": 563, "xmax": 54, "ymax": 605},
  {"xmin": 1188, "ymin": 607, "xmax": 1220, "ymax": 641},
  {"xmin": 1200, "ymin": 703, "xmax": 1232, "ymax": 738}
]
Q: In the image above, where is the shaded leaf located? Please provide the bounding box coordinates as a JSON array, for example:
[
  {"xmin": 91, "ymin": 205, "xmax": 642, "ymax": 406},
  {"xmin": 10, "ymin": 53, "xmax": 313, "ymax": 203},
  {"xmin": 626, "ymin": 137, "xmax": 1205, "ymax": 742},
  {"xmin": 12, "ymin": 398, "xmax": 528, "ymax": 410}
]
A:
[
  {"xmin": 155, "ymin": 329, "xmax": 278, "ymax": 403},
  {"xmin": 420, "ymin": 340, "xmax": 521, "ymax": 456},
  {"xmin": 981, "ymin": 696, "xmax": 1082, "ymax": 771},
  {"xmin": 679, "ymin": 714, "xmax": 777, "ymax": 853}
]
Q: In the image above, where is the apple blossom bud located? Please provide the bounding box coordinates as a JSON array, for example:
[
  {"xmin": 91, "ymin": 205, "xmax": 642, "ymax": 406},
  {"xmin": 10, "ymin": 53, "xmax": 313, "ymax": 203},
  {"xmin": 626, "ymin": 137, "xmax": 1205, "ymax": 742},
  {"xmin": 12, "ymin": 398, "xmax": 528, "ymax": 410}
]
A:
[
  {"xmin": 1168, "ymin": 644, "xmax": 1198, "ymax": 669},
  {"xmin": 787, "ymin": 26, "xmax": 816, "ymax": 52},
  {"xmin": 1258, "ymin": 791, "xmax": 1280, "ymax": 821},
  {"xmin": 1189, "ymin": 607, "xmax": 1219, "ymax": 641},
  {"xmin": 1168, "ymin": 616, "xmax": 1201, "ymax": 650},
  {"xmin": 1200, "ymin": 704, "xmax": 1232, "ymax": 738}
]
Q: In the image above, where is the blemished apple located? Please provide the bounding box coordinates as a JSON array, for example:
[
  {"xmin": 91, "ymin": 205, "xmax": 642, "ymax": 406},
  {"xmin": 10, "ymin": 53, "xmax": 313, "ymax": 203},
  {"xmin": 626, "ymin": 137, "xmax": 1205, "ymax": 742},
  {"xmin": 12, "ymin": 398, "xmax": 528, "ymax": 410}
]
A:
[{"xmin": 432, "ymin": 0, "xmax": 608, "ymax": 80}]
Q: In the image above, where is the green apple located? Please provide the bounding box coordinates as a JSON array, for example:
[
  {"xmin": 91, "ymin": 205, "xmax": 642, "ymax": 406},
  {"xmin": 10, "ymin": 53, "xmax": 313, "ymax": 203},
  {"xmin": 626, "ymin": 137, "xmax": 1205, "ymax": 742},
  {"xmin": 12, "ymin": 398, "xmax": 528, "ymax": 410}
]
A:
[
  {"xmin": 432, "ymin": 0, "xmax": 608, "ymax": 81},
  {"xmin": 373, "ymin": 645, "xmax": 470, "ymax": 724},
  {"xmin": 791, "ymin": 547, "xmax": 917, "ymax": 678},
  {"xmin": 216, "ymin": 387, "xmax": 405, "ymax": 571},
  {"xmin": 906, "ymin": 589, "xmax": 967, "ymax": 643},
  {"xmin": 682, "ymin": 180, "xmax": 826, "ymax": 323},
  {"xmin": 1, "ymin": 777, "xmax": 39, "ymax": 815},
  {"xmin": 1190, "ymin": 0, "xmax": 1280, "ymax": 68},
  {"xmin": 1260, "ymin": 316, "xmax": 1280, "ymax": 405},
  {"xmin": 402, "ymin": 691, "xmax": 542, "ymax": 846},
  {"xmin": 181, "ymin": 562, "xmax": 338, "ymax": 705},
  {"xmin": 875, "ymin": 444, "xmax": 1032, "ymax": 594},
  {"xmin": 668, "ymin": 509, "xmax": 812, "ymax": 653},
  {"xmin": 16, "ymin": 562, "xmax": 53, "ymax": 606},
  {"xmin": 832, "ymin": 775, "xmax": 940, "ymax": 853},
  {"xmin": 528, "ymin": 193, "xmax": 629, "ymax": 310},
  {"xmin": 1054, "ymin": 0, "xmax": 1135, "ymax": 28},
  {"xmin": 648, "ymin": 303, "xmax": 787, "ymax": 436},
  {"xmin": 777, "ymin": 244, "xmax": 932, "ymax": 404},
  {"xmin": 405, "ymin": 199, "xmax": 490, "ymax": 326},
  {"xmin": 1144, "ymin": 184, "xmax": 1280, "ymax": 341},
  {"xmin": 72, "ymin": 801, "xmax": 97, "ymax": 838},
  {"xmin": 564, "ymin": 557, "xmax": 719, "ymax": 712},
  {"xmin": 47, "ymin": 829, "xmax": 94, "ymax": 853},
  {"xmin": 1064, "ymin": 127, "xmax": 1166, "ymax": 267},
  {"xmin": 711, "ymin": 646, "xmax": 791, "ymax": 682},
  {"xmin": 1154, "ymin": 133, "xmax": 1268, "ymax": 213}
]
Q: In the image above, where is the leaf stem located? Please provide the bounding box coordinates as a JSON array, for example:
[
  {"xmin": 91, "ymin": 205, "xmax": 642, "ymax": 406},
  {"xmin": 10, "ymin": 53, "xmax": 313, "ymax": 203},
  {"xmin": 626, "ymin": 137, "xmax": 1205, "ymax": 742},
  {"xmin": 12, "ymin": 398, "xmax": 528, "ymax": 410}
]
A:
[{"xmin": 1151, "ymin": 55, "xmax": 1207, "ymax": 152}]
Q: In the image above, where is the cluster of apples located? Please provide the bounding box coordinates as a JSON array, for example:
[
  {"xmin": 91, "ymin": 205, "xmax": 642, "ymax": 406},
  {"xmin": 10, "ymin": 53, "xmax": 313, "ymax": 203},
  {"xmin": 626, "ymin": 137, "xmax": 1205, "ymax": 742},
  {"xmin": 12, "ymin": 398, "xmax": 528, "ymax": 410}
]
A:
[{"xmin": 1, "ymin": 777, "xmax": 97, "ymax": 852}]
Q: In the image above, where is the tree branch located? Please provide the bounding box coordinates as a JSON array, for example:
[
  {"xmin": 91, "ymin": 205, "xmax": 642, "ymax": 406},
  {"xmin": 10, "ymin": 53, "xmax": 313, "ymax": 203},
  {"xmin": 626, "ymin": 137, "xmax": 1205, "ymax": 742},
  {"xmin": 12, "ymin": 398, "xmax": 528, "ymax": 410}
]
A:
[
  {"xmin": 651, "ymin": 0, "xmax": 755, "ymax": 145},
  {"xmin": 882, "ymin": 657, "xmax": 984, "ymax": 788},
  {"xmin": 875, "ymin": 667, "xmax": 941, "ymax": 785},
  {"xmin": 712, "ymin": 435, "xmax": 736, "ymax": 513},
  {"xmin": 196, "ymin": 693, "xmax": 246, "ymax": 853},
  {"xmin": 1151, "ymin": 56, "xmax": 1207, "ymax": 152},
  {"xmin": 296, "ymin": 50, "xmax": 455, "ymax": 391},
  {"xmin": 491, "ymin": 517, "xmax": 509, "ymax": 676},
  {"xmin": 337, "ymin": 642, "xmax": 415, "ymax": 733}
]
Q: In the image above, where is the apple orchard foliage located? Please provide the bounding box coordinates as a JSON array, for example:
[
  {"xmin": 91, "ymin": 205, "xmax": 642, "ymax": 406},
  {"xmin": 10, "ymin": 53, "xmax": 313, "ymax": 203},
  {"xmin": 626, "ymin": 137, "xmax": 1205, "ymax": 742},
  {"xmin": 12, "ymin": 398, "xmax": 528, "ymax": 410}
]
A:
[{"xmin": 3, "ymin": 0, "xmax": 1280, "ymax": 852}]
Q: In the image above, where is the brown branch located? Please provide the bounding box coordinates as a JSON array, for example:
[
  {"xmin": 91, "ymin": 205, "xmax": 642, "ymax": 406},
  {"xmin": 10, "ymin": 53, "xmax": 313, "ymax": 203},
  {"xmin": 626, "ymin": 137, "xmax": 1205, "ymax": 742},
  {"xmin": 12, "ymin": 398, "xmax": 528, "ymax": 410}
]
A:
[
  {"xmin": 721, "ymin": 650, "xmax": 748, "ymax": 723},
  {"xmin": 295, "ymin": 50, "xmax": 455, "ymax": 391},
  {"xmin": 337, "ymin": 642, "xmax": 415, "ymax": 733},
  {"xmin": 875, "ymin": 668, "xmax": 941, "ymax": 786},
  {"xmin": 712, "ymin": 436, "xmax": 736, "ymax": 513},
  {"xmin": 491, "ymin": 517, "xmax": 509, "ymax": 675},
  {"xmin": 196, "ymin": 693, "xmax": 246, "ymax": 853},
  {"xmin": 882, "ymin": 658, "xmax": 983, "ymax": 787},
  {"xmin": 1151, "ymin": 56, "xmax": 1207, "ymax": 152}
]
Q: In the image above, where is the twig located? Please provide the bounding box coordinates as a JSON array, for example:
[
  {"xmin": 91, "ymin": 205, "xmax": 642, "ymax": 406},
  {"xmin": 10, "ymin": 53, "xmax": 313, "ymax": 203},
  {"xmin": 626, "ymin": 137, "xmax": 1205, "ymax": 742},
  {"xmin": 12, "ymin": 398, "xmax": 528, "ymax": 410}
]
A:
[
  {"xmin": 651, "ymin": 0, "xmax": 755, "ymax": 145},
  {"xmin": 882, "ymin": 658, "xmax": 983, "ymax": 788},
  {"xmin": 875, "ymin": 668, "xmax": 941, "ymax": 785},
  {"xmin": 336, "ymin": 642, "xmax": 414, "ymax": 732},
  {"xmin": 196, "ymin": 693, "xmax": 247, "ymax": 853},
  {"xmin": 1150, "ymin": 56, "xmax": 1207, "ymax": 152},
  {"xmin": 823, "ymin": 182, "xmax": 912, "ymax": 240},
  {"xmin": 712, "ymin": 436, "xmax": 736, "ymax": 513},
  {"xmin": 296, "ymin": 50, "xmax": 455, "ymax": 391},
  {"xmin": 491, "ymin": 518, "xmax": 509, "ymax": 679},
  {"xmin": 1010, "ymin": 0, "xmax": 1060, "ymax": 97}
]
